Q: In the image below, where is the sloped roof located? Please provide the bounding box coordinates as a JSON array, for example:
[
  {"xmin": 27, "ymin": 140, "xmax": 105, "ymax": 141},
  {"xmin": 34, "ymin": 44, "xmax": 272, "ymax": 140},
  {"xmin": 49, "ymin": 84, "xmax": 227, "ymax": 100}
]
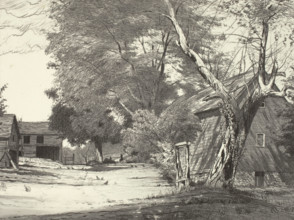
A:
[
  {"xmin": 19, "ymin": 122, "xmax": 59, "ymax": 135},
  {"xmin": 0, "ymin": 114, "xmax": 17, "ymax": 139},
  {"xmin": 170, "ymin": 71, "xmax": 258, "ymax": 115}
]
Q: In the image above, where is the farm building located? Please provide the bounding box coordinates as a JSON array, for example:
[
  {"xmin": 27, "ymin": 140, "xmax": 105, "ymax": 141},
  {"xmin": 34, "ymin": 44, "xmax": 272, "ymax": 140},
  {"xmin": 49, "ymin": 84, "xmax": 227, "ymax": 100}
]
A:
[
  {"xmin": 0, "ymin": 114, "xmax": 21, "ymax": 168},
  {"xmin": 177, "ymin": 71, "xmax": 294, "ymax": 187},
  {"xmin": 19, "ymin": 122, "xmax": 63, "ymax": 161}
]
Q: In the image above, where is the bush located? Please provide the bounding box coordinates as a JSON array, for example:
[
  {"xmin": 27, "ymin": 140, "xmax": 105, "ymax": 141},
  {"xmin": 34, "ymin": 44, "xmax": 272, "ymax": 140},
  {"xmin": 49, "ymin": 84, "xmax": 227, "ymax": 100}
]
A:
[{"xmin": 121, "ymin": 107, "xmax": 201, "ymax": 182}]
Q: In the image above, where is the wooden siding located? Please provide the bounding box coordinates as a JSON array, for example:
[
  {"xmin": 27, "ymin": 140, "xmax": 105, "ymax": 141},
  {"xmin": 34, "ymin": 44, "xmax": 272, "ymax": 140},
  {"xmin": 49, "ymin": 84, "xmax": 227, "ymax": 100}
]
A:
[
  {"xmin": 22, "ymin": 145, "xmax": 36, "ymax": 157},
  {"xmin": 21, "ymin": 134, "xmax": 62, "ymax": 147},
  {"xmin": 0, "ymin": 116, "xmax": 20, "ymax": 168},
  {"xmin": 190, "ymin": 96, "xmax": 294, "ymax": 185},
  {"xmin": 21, "ymin": 134, "xmax": 62, "ymax": 161},
  {"xmin": 190, "ymin": 113, "xmax": 223, "ymax": 176},
  {"xmin": 238, "ymin": 96, "xmax": 294, "ymax": 173},
  {"xmin": 0, "ymin": 141, "xmax": 8, "ymax": 167}
]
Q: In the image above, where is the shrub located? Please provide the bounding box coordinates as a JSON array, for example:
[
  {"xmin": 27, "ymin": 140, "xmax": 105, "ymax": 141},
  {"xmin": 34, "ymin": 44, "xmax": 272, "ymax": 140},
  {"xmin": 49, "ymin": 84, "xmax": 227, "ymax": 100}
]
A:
[{"xmin": 121, "ymin": 105, "xmax": 201, "ymax": 181}]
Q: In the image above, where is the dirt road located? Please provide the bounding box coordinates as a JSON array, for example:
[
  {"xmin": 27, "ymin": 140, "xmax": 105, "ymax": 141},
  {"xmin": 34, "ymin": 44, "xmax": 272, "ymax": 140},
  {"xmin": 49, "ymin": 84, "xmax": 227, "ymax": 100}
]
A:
[{"xmin": 0, "ymin": 162, "xmax": 172, "ymax": 218}]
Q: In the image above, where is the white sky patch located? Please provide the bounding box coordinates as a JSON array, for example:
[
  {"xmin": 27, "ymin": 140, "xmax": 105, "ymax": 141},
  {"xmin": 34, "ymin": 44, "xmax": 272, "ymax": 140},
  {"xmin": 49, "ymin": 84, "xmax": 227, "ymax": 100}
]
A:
[
  {"xmin": 0, "ymin": 51, "xmax": 55, "ymax": 121},
  {"xmin": 0, "ymin": 0, "xmax": 56, "ymax": 121}
]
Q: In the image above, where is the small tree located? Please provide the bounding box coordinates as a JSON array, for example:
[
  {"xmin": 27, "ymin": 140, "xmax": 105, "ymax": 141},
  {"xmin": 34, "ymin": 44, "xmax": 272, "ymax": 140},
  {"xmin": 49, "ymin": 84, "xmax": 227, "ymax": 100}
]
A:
[{"xmin": 0, "ymin": 84, "xmax": 7, "ymax": 116}]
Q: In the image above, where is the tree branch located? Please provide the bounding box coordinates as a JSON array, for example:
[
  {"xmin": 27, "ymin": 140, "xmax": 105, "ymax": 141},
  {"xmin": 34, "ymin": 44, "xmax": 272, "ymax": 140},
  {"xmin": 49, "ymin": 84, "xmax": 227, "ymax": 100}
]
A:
[
  {"xmin": 257, "ymin": 20, "xmax": 269, "ymax": 89},
  {"xmin": 268, "ymin": 87, "xmax": 294, "ymax": 104},
  {"xmin": 163, "ymin": 0, "xmax": 240, "ymax": 113},
  {"xmin": 127, "ymin": 86, "xmax": 144, "ymax": 105}
]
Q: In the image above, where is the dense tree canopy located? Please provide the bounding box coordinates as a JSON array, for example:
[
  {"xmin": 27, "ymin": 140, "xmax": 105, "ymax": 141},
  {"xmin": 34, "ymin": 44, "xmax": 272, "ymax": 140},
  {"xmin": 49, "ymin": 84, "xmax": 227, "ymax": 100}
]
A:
[{"xmin": 46, "ymin": 0, "xmax": 225, "ymax": 162}]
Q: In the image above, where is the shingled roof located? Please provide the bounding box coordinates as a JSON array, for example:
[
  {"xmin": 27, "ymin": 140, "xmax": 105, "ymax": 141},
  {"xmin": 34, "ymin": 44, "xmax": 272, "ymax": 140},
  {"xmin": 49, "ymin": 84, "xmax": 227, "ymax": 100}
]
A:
[
  {"xmin": 0, "ymin": 114, "xmax": 19, "ymax": 139},
  {"xmin": 19, "ymin": 122, "xmax": 59, "ymax": 135},
  {"xmin": 168, "ymin": 71, "xmax": 258, "ymax": 116}
]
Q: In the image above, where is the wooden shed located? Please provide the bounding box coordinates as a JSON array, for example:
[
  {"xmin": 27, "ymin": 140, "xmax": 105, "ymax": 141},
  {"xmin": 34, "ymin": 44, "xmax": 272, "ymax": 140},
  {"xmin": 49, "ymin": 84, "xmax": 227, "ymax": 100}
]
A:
[
  {"xmin": 177, "ymin": 72, "xmax": 294, "ymax": 187},
  {"xmin": 19, "ymin": 122, "xmax": 63, "ymax": 162},
  {"xmin": 0, "ymin": 114, "xmax": 20, "ymax": 169}
]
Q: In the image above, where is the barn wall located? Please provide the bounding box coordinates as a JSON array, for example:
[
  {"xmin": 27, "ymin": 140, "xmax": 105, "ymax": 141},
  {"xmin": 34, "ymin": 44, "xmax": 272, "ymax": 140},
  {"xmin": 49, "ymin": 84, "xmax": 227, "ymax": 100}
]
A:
[
  {"xmin": 21, "ymin": 134, "xmax": 62, "ymax": 161},
  {"xmin": 0, "ymin": 141, "xmax": 9, "ymax": 167},
  {"xmin": 238, "ymin": 96, "xmax": 294, "ymax": 174},
  {"xmin": 22, "ymin": 145, "xmax": 36, "ymax": 157},
  {"xmin": 235, "ymin": 171, "xmax": 285, "ymax": 187},
  {"xmin": 8, "ymin": 120, "xmax": 20, "ymax": 165},
  {"xmin": 190, "ymin": 110, "xmax": 223, "ymax": 180},
  {"xmin": 8, "ymin": 120, "xmax": 20, "ymax": 150},
  {"xmin": 190, "ymin": 96, "xmax": 294, "ymax": 187}
]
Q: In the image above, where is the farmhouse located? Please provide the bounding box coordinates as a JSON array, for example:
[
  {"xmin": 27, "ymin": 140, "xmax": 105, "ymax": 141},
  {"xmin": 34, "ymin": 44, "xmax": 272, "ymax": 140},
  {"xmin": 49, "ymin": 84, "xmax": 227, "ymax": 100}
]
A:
[
  {"xmin": 19, "ymin": 122, "xmax": 63, "ymax": 161},
  {"xmin": 179, "ymin": 72, "xmax": 294, "ymax": 187},
  {"xmin": 0, "ymin": 114, "xmax": 20, "ymax": 168}
]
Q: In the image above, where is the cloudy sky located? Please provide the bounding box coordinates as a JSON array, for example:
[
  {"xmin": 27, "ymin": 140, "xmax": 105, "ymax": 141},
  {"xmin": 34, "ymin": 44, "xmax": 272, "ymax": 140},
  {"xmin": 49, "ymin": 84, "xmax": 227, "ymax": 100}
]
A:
[{"xmin": 0, "ymin": 0, "xmax": 56, "ymax": 121}]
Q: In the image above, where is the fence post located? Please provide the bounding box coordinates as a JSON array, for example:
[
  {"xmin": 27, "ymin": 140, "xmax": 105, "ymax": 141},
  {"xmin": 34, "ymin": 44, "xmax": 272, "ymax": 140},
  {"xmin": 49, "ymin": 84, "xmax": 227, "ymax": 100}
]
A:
[{"xmin": 175, "ymin": 141, "xmax": 191, "ymax": 188}]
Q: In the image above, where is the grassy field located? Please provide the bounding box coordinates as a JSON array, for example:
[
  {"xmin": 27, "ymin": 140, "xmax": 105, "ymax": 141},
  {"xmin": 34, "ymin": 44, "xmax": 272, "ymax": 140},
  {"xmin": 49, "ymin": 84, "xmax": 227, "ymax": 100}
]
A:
[{"xmin": 1, "ymin": 158, "xmax": 294, "ymax": 219}]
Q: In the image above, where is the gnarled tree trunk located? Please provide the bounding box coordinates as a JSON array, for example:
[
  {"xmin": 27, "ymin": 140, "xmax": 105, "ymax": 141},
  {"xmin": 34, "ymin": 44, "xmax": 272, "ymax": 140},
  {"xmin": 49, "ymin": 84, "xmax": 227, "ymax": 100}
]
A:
[
  {"xmin": 93, "ymin": 136, "xmax": 103, "ymax": 163},
  {"xmin": 206, "ymin": 98, "xmax": 260, "ymax": 188}
]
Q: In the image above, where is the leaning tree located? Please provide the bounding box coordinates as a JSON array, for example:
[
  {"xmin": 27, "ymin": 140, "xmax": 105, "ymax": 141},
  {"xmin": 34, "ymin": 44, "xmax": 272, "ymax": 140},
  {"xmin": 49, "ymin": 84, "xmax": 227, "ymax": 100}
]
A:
[{"xmin": 163, "ymin": 0, "xmax": 294, "ymax": 188}]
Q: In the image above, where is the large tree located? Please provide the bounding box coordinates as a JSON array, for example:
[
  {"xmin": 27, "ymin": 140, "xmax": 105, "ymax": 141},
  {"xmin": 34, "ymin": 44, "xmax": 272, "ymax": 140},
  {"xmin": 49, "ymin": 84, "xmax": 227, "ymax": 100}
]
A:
[
  {"xmin": 163, "ymin": 0, "xmax": 294, "ymax": 188},
  {"xmin": 46, "ymin": 0, "xmax": 222, "ymax": 162}
]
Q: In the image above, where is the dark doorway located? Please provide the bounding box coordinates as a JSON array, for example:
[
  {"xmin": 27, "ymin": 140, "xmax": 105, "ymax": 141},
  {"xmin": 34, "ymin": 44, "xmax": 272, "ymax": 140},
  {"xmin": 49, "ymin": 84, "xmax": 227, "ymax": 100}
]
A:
[
  {"xmin": 255, "ymin": 171, "xmax": 265, "ymax": 187},
  {"xmin": 36, "ymin": 146, "xmax": 60, "ymax": 161}
]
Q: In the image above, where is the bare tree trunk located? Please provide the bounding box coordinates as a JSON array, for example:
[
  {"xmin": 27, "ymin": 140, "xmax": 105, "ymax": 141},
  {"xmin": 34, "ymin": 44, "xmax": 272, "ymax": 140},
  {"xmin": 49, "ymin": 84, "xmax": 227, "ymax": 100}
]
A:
[
  {"xmin": 206, "ymin": 99, "xmax": 260, "ymax": 188},
  {"xmin": 93, "ymin": 137, "xmax": 103, "ymax": 163},
  {"xmin": 205, "ymin": 120, "xmax": 246, "ymax": 188}
]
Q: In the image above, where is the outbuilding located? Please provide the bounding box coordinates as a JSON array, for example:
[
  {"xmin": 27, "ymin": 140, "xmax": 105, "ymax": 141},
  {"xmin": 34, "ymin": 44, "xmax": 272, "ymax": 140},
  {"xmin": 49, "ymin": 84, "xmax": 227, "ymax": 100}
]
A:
[
  {"xmin": 0, "ymin": 114, "xmax": 20, "ymax": 168},
  {"xmin": 19, "ymin": 122, "xmax": 63, "ymax": 161}
]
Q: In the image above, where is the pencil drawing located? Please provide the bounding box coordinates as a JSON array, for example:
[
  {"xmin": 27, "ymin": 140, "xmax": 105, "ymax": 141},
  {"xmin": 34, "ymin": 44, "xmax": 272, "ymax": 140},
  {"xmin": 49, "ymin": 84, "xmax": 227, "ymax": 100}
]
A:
[{"xmin": 1, "ymin": 0, "xmax": 294, "ymax": 219}]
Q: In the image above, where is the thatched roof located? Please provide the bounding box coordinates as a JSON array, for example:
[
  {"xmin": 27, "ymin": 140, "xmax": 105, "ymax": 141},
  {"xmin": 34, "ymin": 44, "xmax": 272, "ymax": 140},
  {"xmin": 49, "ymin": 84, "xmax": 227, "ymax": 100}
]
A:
[{"xmin": 19, "ymin": 122, "xmax": 59, "ymax": 135}]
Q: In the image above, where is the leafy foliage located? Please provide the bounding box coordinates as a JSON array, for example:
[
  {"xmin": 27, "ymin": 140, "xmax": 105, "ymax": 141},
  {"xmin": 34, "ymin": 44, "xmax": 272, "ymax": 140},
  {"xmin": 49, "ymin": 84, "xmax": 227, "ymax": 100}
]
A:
[
  {"xmin": 275, "ymin": 77, "xmax": 294, "ymax": 156},
  {"xmin": 46, "ymin": 0, "xmax": 224, "ymax": 162},
  {"xmin": 122, "ymin": 105, "xmax": 201, "ymax": 161}
]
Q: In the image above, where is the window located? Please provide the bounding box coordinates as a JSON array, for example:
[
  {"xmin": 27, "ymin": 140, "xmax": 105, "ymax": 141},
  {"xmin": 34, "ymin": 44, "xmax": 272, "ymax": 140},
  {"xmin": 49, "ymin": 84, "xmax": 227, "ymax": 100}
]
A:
[
  {"xmin": 37, "ymin": 135, "xmax": 44, "ymax": 144},
  {"xmin": 256, "ymin": 133, "xmax": 265, "ymax": 147},
  {"xmin": 23, "ymin": 136, "xmax": 30, "ymax": 144},
  {"xmin": 260, "ymin": 101, "xmax": 265, "ymax": 108}
]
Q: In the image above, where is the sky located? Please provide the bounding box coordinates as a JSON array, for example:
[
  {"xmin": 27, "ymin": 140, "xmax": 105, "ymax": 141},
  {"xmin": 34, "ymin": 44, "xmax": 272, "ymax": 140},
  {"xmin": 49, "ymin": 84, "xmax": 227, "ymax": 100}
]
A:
[{"xmin": 0, "ymin": 0, "xmax": 56, "ymax": 121}]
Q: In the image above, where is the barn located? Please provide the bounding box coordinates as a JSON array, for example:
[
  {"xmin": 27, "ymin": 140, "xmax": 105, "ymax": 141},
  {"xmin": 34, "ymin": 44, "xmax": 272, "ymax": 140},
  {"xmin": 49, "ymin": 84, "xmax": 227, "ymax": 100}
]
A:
[
  {"xmin": 179, "ymin": 72, "xmax": 294, "ymax": 187},
  {"xmin": 0, "ymin": 114, "xmax": 21, "ymax": 168},
  {"xmin": 19, "ymin": 122, "xmax": 63, "ymax": 161}
]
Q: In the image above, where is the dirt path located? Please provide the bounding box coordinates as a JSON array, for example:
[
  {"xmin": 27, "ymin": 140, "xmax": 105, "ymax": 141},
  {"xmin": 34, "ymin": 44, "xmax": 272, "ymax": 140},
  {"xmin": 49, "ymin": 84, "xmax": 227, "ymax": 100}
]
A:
[{"xmin": 0, "ymin": 163, "xmax": 172, "ymax": 218}]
